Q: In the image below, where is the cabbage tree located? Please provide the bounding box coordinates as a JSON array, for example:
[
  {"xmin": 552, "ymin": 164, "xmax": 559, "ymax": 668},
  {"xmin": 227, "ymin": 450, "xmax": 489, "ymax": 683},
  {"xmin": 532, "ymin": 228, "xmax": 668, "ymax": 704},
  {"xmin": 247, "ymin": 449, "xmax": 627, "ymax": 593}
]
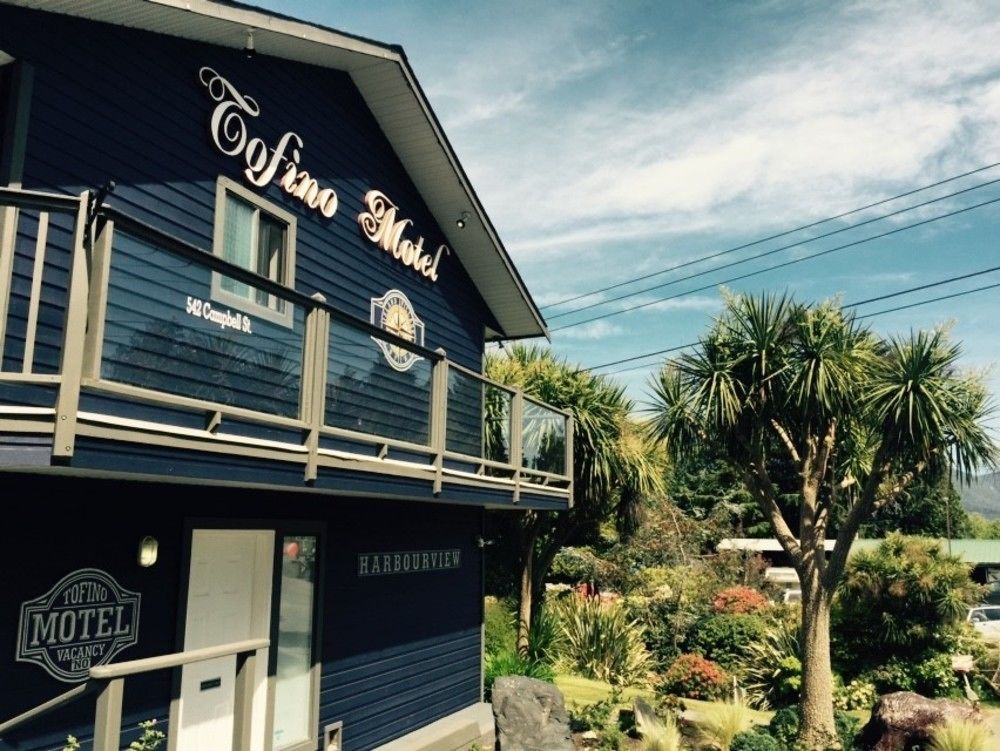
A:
[{"xmin": 646, "ymin": 292, "xmax": 995, "ymax": 748}]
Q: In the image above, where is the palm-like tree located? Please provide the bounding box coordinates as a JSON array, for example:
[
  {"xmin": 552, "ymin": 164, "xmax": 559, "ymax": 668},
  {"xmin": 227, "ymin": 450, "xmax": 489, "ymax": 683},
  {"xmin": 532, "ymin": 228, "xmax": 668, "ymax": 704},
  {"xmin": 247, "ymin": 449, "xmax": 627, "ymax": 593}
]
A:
[
  {"xmin": 486, "ymin": 344, "xmax": 664, "ymax": 653},
  {"xmin": 646, "ymin": 292, "xmax": 995, "ymax": 748}
]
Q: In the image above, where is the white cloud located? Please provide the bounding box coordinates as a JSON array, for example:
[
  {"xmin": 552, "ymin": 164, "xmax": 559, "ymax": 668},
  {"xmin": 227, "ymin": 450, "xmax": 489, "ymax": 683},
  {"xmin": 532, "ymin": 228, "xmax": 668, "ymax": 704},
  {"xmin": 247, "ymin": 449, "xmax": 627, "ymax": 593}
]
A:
[
  {"xmin": 554, "ymin": 320, "xmax": 625, "ymax": 340},
  {"xmin": 437, "ymin": 2, "xmax": 1000, "ymax": 260}
]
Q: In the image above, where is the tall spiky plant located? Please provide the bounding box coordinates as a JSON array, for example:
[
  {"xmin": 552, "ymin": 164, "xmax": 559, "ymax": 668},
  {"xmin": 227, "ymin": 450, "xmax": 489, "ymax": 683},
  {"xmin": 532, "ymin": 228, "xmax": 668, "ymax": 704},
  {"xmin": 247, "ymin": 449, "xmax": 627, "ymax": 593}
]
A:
[{"xmin": 646, "ymin": 292, "xmax": 996, "ymax": 748}]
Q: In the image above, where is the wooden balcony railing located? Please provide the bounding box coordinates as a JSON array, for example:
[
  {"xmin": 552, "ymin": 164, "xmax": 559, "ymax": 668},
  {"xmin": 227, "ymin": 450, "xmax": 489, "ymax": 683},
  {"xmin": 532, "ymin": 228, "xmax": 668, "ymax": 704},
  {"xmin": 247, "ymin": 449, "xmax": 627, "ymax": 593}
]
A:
[
  {"xmin": 0, "ymin": 187, "xmax": 573, "ymax": 503},
  {"xmin": 0, "ymin": 638, "xmax": 269, "ymax": 751}
]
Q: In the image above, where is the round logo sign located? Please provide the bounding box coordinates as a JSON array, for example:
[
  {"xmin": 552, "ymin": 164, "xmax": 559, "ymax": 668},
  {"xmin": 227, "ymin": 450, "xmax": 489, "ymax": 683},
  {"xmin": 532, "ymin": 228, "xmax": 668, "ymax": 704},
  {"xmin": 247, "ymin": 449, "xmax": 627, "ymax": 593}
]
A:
[{"xmin": 16, "ymin": 569, "xmax": 141, "ymax": 682}]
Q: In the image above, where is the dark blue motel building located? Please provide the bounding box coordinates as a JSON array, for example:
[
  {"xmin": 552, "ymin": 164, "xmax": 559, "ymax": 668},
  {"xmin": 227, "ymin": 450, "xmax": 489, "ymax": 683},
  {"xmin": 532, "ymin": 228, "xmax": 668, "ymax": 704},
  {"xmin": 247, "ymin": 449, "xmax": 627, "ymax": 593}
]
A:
[{"xmin": 0, "ymin": 2, "xmax": 573, "ymax": 749}]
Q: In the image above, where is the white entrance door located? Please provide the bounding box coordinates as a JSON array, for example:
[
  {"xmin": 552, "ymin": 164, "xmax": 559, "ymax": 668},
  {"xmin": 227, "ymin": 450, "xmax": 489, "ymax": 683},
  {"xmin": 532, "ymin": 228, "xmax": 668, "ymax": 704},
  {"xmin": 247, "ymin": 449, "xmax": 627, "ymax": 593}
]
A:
[{"xmin": 176, "ymin": 530, "xmax": 274, "ymax": 751}]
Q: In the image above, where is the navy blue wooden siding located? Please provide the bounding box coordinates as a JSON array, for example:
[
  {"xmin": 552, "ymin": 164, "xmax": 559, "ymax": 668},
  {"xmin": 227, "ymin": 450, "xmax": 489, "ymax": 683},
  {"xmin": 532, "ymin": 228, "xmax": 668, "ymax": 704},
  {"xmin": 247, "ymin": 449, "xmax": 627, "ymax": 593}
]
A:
[
  {"xmin": 0, "ymin": 475, "xmax": 484, "ymax": 751},
  {"xmin": 321, "ymin": 499, "xmax": 483, "ymax": 750},
  {"xmin": 0, "ymin": 4, "xmax": 497, "ymax": 403}
]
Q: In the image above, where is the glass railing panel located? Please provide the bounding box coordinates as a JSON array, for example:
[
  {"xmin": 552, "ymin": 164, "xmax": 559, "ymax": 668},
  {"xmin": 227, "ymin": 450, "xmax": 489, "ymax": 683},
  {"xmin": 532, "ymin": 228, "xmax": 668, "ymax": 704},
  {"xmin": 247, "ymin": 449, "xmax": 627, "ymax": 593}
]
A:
[
  {"xmin": 101, "ymin": 231, "xmax": 304, "ymax": 417},
  {"xmin": 445, "ymin": 368, "xmax": 512, "ymax": 464},
  {"xmin": 522, "ymin": 399, "xmax": 566, "ymax": 476},
  {"xmin": 325, "ymin": 320, "xmax": 431, "ymax": 446}
]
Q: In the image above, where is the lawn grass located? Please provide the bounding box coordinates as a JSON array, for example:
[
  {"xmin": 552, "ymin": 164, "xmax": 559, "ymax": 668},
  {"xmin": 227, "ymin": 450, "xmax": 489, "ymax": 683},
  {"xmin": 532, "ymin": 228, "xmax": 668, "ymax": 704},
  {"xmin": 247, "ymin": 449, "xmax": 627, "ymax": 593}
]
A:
[{"xmin": 554, "ymin": 674, "xmax": 773, "ymax": 726}]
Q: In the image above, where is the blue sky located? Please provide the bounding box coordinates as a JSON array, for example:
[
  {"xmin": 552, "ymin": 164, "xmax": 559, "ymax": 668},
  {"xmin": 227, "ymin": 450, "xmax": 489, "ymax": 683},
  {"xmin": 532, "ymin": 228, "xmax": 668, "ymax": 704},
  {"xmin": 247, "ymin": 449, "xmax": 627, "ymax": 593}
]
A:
[{"xmin": 257, "ymin": 1, "xmax": 999, "ymax": 441}]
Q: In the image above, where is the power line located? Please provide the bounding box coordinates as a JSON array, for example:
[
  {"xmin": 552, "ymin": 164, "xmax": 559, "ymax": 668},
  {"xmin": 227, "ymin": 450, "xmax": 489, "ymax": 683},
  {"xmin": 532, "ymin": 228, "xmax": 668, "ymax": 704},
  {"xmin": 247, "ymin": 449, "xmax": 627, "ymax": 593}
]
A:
[
  {"xmin": 585, "ymin": 268, "xmax": 1000, "ymax": 375},
  {"xmin": 857, "ymin": 280, "xmax": 1000, "ymax": 320},
  {"xmin": 551, "ymin": 194, "xmax": 1000, "ymax": 333},
  {"xmin": 548, "ymin": 176, "xmax": 1000, "ymax": 322},
  {"xmin": 541, "ymin": 160, "xmax": 1000, "ymax": 312}
]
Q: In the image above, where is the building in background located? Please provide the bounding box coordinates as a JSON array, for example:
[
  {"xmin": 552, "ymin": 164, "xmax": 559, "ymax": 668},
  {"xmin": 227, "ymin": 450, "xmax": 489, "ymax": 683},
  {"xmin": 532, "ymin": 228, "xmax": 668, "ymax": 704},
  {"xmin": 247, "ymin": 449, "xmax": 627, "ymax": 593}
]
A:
[{"xmin": 0, "ymin": 2, "xmax": 572, "ymax": 750}]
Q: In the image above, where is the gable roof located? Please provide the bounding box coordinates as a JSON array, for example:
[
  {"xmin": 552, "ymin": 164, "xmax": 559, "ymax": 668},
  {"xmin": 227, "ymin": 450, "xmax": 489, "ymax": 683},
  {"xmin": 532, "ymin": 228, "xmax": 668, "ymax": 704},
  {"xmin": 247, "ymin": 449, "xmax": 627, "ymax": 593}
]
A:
[{"xmin": 4, "ymin": 0, "xmax": 548, "ymax": 341}]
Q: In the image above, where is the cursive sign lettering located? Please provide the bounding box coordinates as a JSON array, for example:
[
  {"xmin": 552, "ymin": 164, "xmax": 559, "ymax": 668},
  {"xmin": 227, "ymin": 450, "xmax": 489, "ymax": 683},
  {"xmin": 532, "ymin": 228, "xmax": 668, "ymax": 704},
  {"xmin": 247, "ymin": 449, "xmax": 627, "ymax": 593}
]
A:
[
  {"xmin": 358, "ymin": 190, "xmax": 449, "ymax": 282},
  {"xmin": 198, "ymin": 67, "xmax": 339, "ymax": 219}
]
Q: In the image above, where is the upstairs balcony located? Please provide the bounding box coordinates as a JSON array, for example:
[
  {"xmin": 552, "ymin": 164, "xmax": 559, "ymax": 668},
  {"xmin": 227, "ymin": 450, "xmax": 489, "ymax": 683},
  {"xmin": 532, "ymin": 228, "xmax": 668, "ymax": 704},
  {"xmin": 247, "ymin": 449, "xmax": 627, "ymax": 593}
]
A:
[{"xmin": 0, "ymin": 187, "xmax": 573, "ymax": 509}]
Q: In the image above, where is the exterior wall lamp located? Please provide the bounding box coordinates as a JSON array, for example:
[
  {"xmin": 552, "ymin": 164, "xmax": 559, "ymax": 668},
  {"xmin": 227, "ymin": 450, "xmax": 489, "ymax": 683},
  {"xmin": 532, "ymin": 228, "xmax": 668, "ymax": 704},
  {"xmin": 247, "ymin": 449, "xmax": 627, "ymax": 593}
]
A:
[
  {"xmin": 245, "ymin": 29, "xmax": 256, "ymax": 59},
  {"xmin": 456, "ymin": 211, "xmax": 470, "ymax": 229},
  {"xmin": 137, "ymin": 536, "xmax": 159, "ymax": 567}
]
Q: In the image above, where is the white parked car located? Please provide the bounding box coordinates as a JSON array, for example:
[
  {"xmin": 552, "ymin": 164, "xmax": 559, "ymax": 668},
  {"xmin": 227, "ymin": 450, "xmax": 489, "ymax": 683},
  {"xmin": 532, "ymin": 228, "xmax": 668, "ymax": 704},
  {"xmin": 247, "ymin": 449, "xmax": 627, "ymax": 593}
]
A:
[{"xmin": 966, "ymin": 605, "xmax": 1000, "ymax": 639}]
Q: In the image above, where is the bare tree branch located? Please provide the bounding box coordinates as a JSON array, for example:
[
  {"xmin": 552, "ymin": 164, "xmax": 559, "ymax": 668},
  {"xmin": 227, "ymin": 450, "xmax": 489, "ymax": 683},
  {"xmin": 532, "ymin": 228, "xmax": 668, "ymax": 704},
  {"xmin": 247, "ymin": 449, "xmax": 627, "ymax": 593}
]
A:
[{"xmin": 771, "ymin": 418, "xmax": 802, "ymax": 463}]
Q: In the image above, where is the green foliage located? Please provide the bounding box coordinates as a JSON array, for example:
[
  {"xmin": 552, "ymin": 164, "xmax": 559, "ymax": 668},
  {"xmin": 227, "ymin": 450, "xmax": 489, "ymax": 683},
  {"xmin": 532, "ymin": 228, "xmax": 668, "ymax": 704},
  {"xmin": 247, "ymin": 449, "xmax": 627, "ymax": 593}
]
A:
[
  {"xmin": 484, "ymin": 596, "xmax": 517, "ymax": 655},
  {"xmin": 927, "ymin": 719, "xmax": 992, "ymax": 751},
  {"xmin": 730, "ymin": 729, "xmax": 784, "ymax": 751},
  {"xmin": 527, "ymin": 601, "xmax": 563, "ymax": 665},
  {"xmin": 860, "ymin": 468, "xmax": 972, "ymax": 538},
  {"xmin": 740, "ymin": 620, "xmax": 802, "ymax": 709},
  {"xmin": 833, "ymin": 678, "xmax": 878, "ymax": 711},
  {"xmin": 687, "ymin": 613, "xmax": 770, "ymax": 672},
  {"xmin": 128, "ymin": 720, "xmax": 166, "ymax": 751},
  {"xmin": 553, "ymin": 596, "xmax": 650, "ymax": 685},
  {"xmin": 646, "ymin": 291, "xmax": 997, "ymax": 744},
  {"xmin": 712, "ymin": 586, "xmax": 769, "ymax": 615},
  {"xmin": 597, "ymin": 724, "xmax": 628, "ymax": 750},
  {"xmin": 659, "ymin": 653, "xmax": 729, "ymax": 701},
  {"xmin": 835, "ymin": 534, "xmax": 983, "ymax": 696},
  {"xmin": 483, "ymin": 649, "xmax": 554, "ymax": 700},
  {"xmin": 569, "ymin": 687, "xmax": 622, "ymax": 731},
  {"xmin": 61, "ymin": 737, "xmax": 81, "ymax": 751},
  {"xmin": 767, "ymin": 706, "xmax": 859, "ymax": 751},
  {"xmin": 697, "ymin": 699, "xmax": 754, "ymax": 751}
]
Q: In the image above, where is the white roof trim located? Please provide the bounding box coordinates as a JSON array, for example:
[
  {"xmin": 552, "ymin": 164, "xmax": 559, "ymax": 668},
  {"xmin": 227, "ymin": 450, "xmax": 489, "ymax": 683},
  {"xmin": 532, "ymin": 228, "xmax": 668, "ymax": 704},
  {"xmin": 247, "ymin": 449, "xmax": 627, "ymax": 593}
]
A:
[{"xmin": 3, "ymin": 0, "xmax": 548, "ymax": 341}]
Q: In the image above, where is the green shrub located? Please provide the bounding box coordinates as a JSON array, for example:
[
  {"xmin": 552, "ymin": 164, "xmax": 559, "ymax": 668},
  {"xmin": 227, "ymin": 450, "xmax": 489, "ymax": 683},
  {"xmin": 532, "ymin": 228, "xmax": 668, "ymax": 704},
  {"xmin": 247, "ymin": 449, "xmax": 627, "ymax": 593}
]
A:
[
  {"xmin": 484, "ymin": 596, "xmax": 517, "ymax": 655},
  {"xmin": 833, "ymin": 678, "xmax": 878, "ymax": 711},
  {"xmin": 914, "ymin": 652, "xmax": 961, "ymax": 698},
  {"xmin": 713, "ymin": 586, "xmax": 769, "ymax": 615},
  {"xmin": 659, "ymin": 653, "xmax": 729, "ymax": 701},
  {"xmin": 927, "ymin": 719, "xmax": 992, "ymax": 751},
  {"xmin": 598, "ymin": 724, "xmax": 628, "ymax": 750},
  {"xmin": 128, "ymin": 720, "xmax": 166, "ymax": 751},
  {"xmin": 687, "ymin": 613, "xmax": 770, "ymax": 671},
  {"xmin": 738, "ymin": 621, "xmax": 801, "ymax": 709},
  {"xmin": 730, "ymin": 729, "xmax": 784, "ymax": 751},
  {"xmin": 569, "ymin": 688, "xmax": 621, "ymax": 732},
  {"xmin": 527, "ymin": 601, "xmax": 563, "ymax": 665},
  {"xmin": 483, "ymin": 649, "xmax": 554, "ymax": 700},
  {"xmin": 553, "ymin": 596, "xmax": 651, "ymax": 685},
  {"xmin": 767, "ymin": 705, "xmax": 860, "ymax": 751}
]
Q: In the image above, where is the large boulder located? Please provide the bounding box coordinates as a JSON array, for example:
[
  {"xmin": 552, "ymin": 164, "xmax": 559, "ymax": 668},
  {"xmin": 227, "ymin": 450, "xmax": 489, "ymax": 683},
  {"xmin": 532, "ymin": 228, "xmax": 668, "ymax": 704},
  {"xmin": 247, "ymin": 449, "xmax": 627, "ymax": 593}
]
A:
[
  {"xmin": 491, "ymin": 676, "xmax": 574, "ymax": 751},
  {"xmin": 857, "ymin": 691, "xmax": 983, "ymax": 751}
]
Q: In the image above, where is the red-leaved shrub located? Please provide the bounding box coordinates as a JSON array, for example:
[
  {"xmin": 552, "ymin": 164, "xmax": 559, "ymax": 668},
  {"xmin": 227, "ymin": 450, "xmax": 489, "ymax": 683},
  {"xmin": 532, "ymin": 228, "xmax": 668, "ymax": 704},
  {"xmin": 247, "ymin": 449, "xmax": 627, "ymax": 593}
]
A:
[
  {"xmin": 659, "ymin": 653, "xmax": 729, "ymax": 700},
  {"xmin": 712, "ymin": 586, "xmax": 768, "ymax": 614}
]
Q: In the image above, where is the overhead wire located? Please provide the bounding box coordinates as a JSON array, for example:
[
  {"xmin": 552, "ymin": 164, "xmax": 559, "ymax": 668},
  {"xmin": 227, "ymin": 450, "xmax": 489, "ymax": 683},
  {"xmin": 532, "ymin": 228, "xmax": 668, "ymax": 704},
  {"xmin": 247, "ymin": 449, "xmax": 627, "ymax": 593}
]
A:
[
  {"xmin": 541, "ymin": 160, "xmax": 1000, "ymax": 313},
  {"xmin": 582, "ymin": 266, "xmax": 1000, "ymax": 376},
  {"xmin": 549, "ymin": 177, "xmax": 1000, "ymax": 324},
  {"xmin": 550, "ymin": 194, "xmax": 1000, "ymax": 333}
]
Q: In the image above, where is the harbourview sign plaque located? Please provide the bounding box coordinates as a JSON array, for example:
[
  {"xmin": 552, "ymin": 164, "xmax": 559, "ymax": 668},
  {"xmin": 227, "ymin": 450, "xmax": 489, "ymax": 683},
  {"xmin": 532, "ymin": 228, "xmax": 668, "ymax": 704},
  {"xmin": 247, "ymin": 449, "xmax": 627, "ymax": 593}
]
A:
[
  {"xmin": 16, "ymin": 569, "xmax": 141, "ymax": 682},
  {"xmin": 358, "ymin": 549, "xmax": 461, "ymax": 577}
]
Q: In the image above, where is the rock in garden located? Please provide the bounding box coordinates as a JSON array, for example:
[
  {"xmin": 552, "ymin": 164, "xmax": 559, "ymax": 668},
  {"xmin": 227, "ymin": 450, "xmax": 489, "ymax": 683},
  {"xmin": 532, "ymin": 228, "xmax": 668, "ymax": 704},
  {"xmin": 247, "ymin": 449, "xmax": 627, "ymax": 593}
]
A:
[
  {"xmin": 857, "ymin": 691, "xmax": 983, "ymax": 751},
  {"xmin": 492, "ymin": 676, "xmax": 574, "ymax": 751}
]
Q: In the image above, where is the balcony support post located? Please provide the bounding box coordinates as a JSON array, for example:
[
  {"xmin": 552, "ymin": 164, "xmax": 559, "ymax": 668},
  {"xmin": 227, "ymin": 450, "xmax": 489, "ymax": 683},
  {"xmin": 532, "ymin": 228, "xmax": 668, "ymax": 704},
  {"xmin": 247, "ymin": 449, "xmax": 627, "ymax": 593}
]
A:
[
  {"xmin": 429, "ymin": 351, "xmax": 448, "ymax": 495},
  {"xmin": 301, "ymin": 293, "xmax": 329, "ymax": 483},
  {"xmin": 232, "ymin": 649, "xmax": 257, "ymax": 751},
  {"xmin": 511, "ymin": 389, "xmax": 524, "ymax": 505},
  {"xmin": 564, "ymin": 413, "xmax": 575, "ymax": 508},
  {"xmin": 0, "ymin": 205, "xmax": 18, "ymax": 360},
  {"xmin": 91, "ymin": 678, "xmax": 123, "ymax": 751},
  {"xmin": 82, "ymin": 218, "xmax": 114, "ymax": 379},
  {"xmin": 53, "ymin": 192, "xmax": 93, "ymax": 460}
]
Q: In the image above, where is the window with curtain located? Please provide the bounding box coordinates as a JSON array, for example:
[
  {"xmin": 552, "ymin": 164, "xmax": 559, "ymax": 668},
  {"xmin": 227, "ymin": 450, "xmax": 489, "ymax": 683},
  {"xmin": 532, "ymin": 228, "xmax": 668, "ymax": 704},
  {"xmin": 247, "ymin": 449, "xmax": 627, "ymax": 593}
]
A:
[{"xmin": 212, "ymin": 176, "xmax": 297, "ymax": 326}]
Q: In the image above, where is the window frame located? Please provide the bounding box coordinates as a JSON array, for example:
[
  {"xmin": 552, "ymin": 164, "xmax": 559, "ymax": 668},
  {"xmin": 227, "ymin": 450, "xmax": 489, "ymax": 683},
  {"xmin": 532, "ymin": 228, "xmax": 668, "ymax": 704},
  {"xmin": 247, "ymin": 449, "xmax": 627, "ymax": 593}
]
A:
[{"xmin": 211, "ymin": 176, "xmax": 297, "ymax": 328}]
